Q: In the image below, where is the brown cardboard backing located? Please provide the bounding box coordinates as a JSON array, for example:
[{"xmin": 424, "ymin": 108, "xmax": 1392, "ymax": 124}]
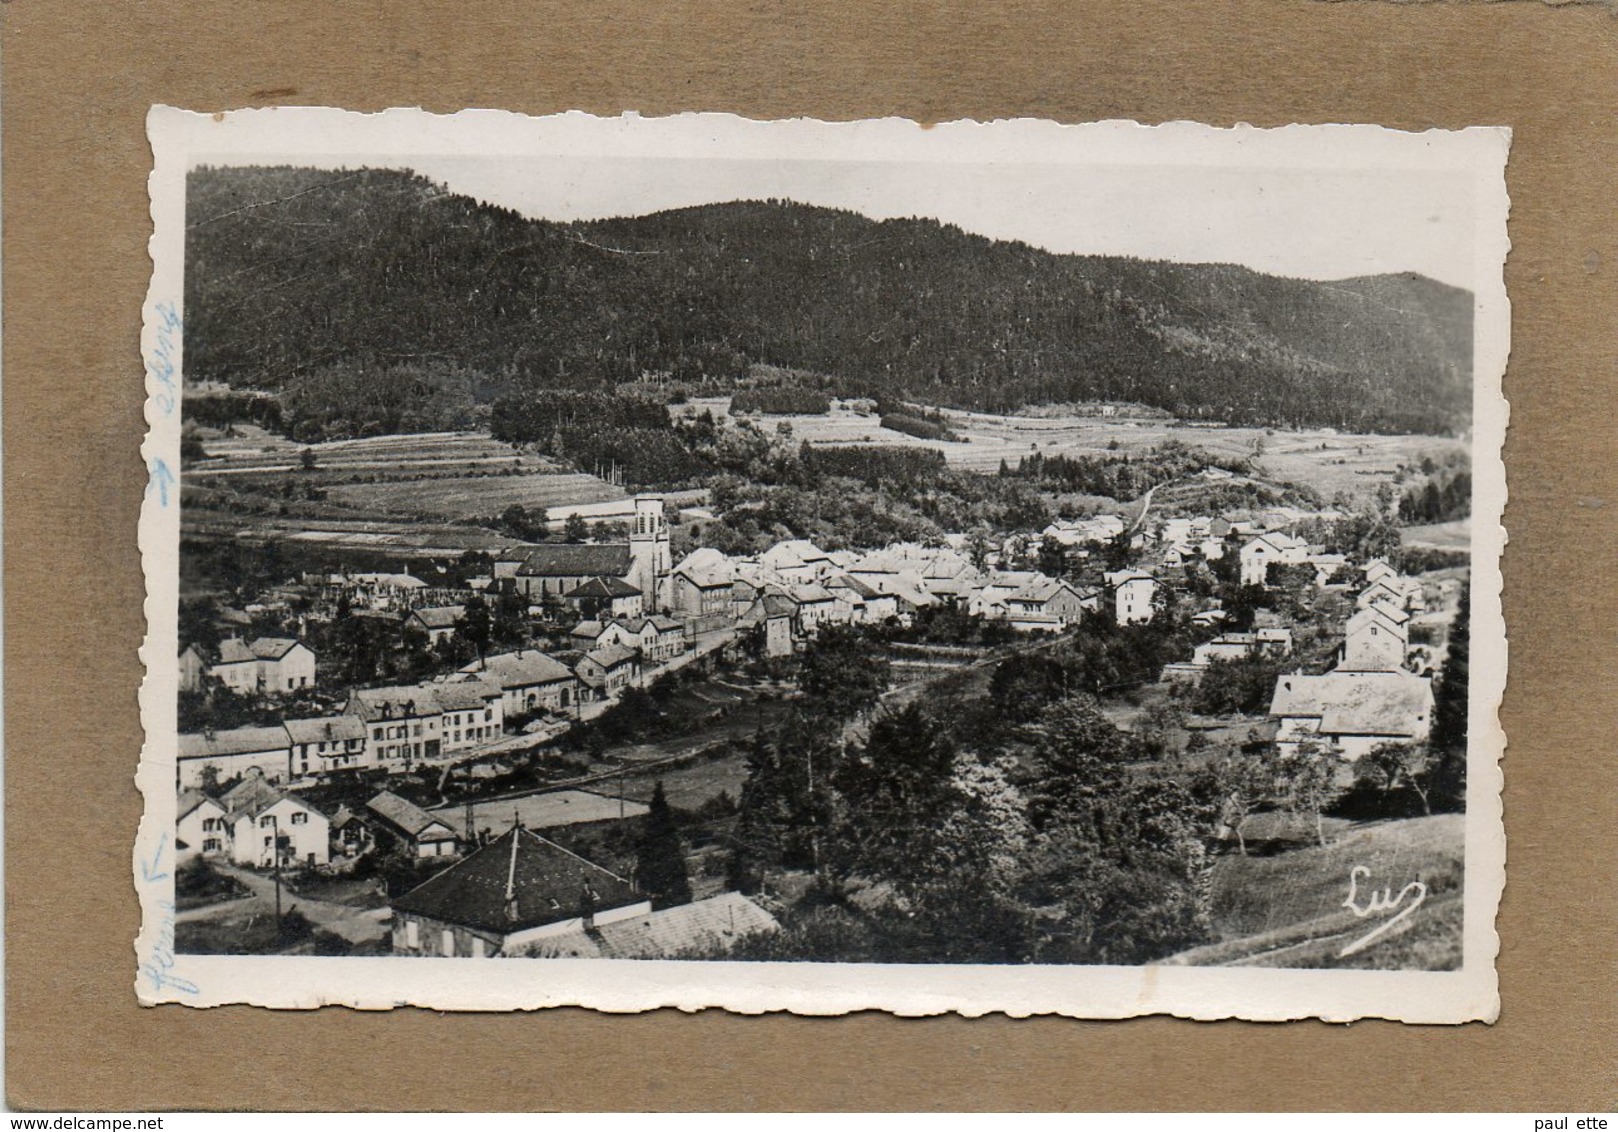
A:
[{"xmin": 5, "ymin": 0, "xmax": 1616, "ymax": 1112}]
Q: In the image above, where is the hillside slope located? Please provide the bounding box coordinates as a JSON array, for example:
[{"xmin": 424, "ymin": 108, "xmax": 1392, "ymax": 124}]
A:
[{"xmin": 185, "ymin": 167, "xmax": 1473, "ymax": 435}]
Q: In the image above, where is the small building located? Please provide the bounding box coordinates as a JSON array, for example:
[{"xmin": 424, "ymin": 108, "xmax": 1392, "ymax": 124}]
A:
[
  {"xmin": 570, "ymin": 619, "xmax": 638, "ymax": 650},
  {"xmin": 562, "ymin": 576, "xmax": 644, "ymax": 621},
  {"xmin": 788, "ymin": 584, "xmax": 838, "ymax": 637},
  {"xmin": 1005, "ymin": 578, "xmax": 1088, "ymax": 630},
  {"xmin": 177, "ymin": 725, "xmax": 293, "ymax": 789},
  {"xmin": 176, "ymin": 789, "xmax": 230, "ymax": 862},
  {"xmin": 576, "ymin": 643, "xmax": 641, "ymax": 701},
  {"xmin": 1269, "ymin": 669, "xmax": 1434, "ymax": 760},
  {"xmin": 390, "ymin": 826, "xmax": 650, "ymax": 958},
  {"xmin": 178, "ymin": 645, "xmax": 211, "ymax": 693},
  {"xmin": 619, "ymin": 615, "xmax": 687, "ymax": 664},
  {"xmin": 366, "ymin": 790, "xmax": 459, "ymax": 858},
  {"xmin": 405, "ymin": 605, "xmax": 466, "ymax": 646},
  {"xmin": 737, "ymin": 590, "xmax": 798, "ymax": 658}
]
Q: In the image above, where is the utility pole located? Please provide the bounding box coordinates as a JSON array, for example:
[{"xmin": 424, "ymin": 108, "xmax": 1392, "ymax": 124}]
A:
[{"xmin": 269, "ymin": 814, "xmax": 283, "ymax": 928}]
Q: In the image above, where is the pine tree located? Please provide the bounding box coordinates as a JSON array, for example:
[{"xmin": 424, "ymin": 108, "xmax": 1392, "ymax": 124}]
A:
[{"xmin": 636, "ymin": 781, "xmax": 693, "ymax": 910}]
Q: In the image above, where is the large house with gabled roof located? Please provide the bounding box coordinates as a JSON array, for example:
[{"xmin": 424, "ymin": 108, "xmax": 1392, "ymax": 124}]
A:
[{"xmin": 390, "ymin": 826, "xmax": 650, "ymax": 958}]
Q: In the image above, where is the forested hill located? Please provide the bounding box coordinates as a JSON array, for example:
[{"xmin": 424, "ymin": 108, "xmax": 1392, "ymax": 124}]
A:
[{"xmin": 185, "ymin": 166, "xmax": 1473, "ymax": 435}]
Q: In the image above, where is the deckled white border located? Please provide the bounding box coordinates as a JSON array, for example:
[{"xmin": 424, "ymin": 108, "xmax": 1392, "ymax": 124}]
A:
[{"xmin": 136, "ymin": 108, "xmax": 1509, "ymax": 1021}]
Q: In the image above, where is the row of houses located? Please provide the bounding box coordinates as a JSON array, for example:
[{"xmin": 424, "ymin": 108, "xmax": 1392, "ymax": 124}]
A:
[{"xmin": 1269, "ymin": 561, "xmax": 1437, "ymax": 760}]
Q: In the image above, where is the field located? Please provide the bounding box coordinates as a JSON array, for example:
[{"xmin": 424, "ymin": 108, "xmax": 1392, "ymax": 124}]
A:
[
  {"xmin": 323, "ymin": 473, "xmax": 626, "ymax": 521},
  {"xmin": 188, "ymin": 428, "xmax": 628, "ymax": 521},
  {"xmin": 608, "ymin": 749, "xmax": 752, "ymax": 811},
  {"xmin": 1169, "ymin": 812, "xmax": 1465, "ymax": 970},
  {"xmin": 679, "ymin": 397, "xmax": 1465, "ymax": 506},
  {"xmin": 1402, "ymin": 519, "xmax": 1471, "ymax": 551}
]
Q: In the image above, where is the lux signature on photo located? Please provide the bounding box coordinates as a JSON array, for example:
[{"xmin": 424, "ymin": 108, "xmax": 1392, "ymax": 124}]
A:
[{"xmin": 1338, "ymin": 865, "xmax": 1427, "ymax": 959}]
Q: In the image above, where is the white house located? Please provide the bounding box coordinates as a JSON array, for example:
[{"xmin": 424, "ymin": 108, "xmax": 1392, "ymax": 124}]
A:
[
  {"xmin": 1105, "ymin": 570, "xmax": 1158, "ymax": 625},
  {"xmin": 1239, "ymin": 533, "xmax": 1309, "ymax": 586},
  {"xmin": 218, "ymin": 773, "xmax": 331, "ymax": 868},
  {"xmin": 366, "ymin": 790, "xmax": 459, "ymax": 858},
  {"xmin": 404, "ymin": 605, "xmax": 465, "ymax": 646},
  {"xmin": 211, "ymin": 637, "xmax": 317, "ymax": 695},
  {"xmin": 176, "ymin": 789, "xmax": 230, "ymax": 862}
]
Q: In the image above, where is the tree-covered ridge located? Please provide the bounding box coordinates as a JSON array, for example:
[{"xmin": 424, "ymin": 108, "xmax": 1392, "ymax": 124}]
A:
[{"xmin": 186, "ymin": 166, "xmax": 1474, "ymax": 434}]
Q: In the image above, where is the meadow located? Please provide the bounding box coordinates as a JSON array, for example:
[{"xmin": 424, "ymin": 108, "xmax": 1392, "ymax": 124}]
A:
[{"xmin": 683, "ymin": 397, "xmax": 1465, "ymax": 507}]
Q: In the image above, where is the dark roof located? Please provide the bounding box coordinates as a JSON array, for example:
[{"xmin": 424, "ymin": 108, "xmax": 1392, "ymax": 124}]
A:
[
  {"xmin": 564, "ymin": 576, "xmax": 641, "ymax": 600},
  {"xmin": 409, "ymin": 605, "xmax": 465, "ymax": 630},
  {"xmin": 514, "ymin": 543, "xmax": 633, "ymax": 578},
  {"xmin": 391, "ymin": 827, "xmax": 641, "ymax": 935},
  {"xmin": 367, "ymin": 790, "xmax": 457, "ymax": 841}
]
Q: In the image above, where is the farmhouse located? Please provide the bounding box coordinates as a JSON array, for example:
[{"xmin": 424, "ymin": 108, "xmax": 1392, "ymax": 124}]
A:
[
  {"xmin": 365, "ymin": 790, "xmax": 459, "ymax": 858},
  {"xmin": 177, "ymin": 725, "xmax": 293, "ymax": 789},
  {"xmin": 570, "ymin": 619, "xmax": 638, "ymax": 650},
  {"xmin": 390, "ymin": 826, "xmax": 650, "ymax": 958},
  {"xmin": 176, "ymin": 789, "xmax": 230, "ymax": 862},
  {"xmin": 1005, "ymin": 578, "xmax": 1087, "ymax": 630},
  {"xmin": 1269, "ymin": 670, "xmax": 1434, "ymax": 760}
]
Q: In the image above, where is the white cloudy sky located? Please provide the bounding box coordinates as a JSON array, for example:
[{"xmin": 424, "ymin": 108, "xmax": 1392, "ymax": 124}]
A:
[
  {"xmin": 400, "ymin": 154, "xmax": 1478, "ymax": 291},
  {"xmin": 191, "ymin": 113, "xmax": 1498, "ymax": 292}
]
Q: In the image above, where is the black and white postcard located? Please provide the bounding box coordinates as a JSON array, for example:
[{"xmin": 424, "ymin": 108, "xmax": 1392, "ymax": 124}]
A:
[{"xmin": 137, "ymin": 108, "xmax": 1508, "ymax": 1020}]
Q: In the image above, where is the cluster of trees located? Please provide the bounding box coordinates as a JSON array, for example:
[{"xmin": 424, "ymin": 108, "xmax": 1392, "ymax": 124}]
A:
[
  {"xmin": 731, "ymin": 388, "xmax": 831, "ymax": 415},
  {"xmin": 182, "ymin": 390, "xmax": 284, "ymax": 432},
  {"xmin": 880, "ymin": 409, "xmax": 961, "ymax": 442},
  {"xmin": 1002, "ymin": 442, "xmax": 1247, "ymax": 500},
  {"xmin": 280, "ymin": 361, "xmax": 487, "ymax": 443},
  {"xmin": 728, "ymin": 651, "xmax": 1236, "ymax": 964},
  {"xmin": 1399, "ymin": 466, "xmax": 1472, "ymax": 525},
  {"xmin": 184, "ymin": 167, "xmax": 1473, "ymax": 437}
]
